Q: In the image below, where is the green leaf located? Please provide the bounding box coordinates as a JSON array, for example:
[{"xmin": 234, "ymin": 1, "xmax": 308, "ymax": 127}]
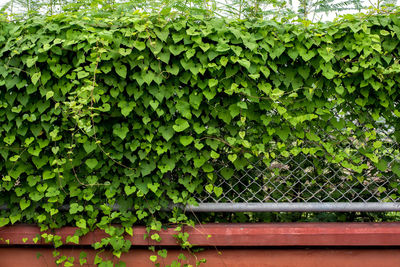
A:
[
  {"xmin": 208, "ymin": 79, "xmax": 218, "ymax": 88},
  {"xmin": 169, "ymin": 44, "xmax": 185, "ymax": 56},
  {"xmin": 180, "ymin": 136, "xmax": 194, "ymax": 146},
  {"xmin": 118, "ymin": 101, "xmax": 136, "ymax": 117},
  {"xmin": 176, "ymin": 100, "xmax": 191, "ymax": 119},
  {"xmin": 237, "ymin": 59, "xmax": 250, "ymax": 69},
  {"xmin": 155, "ymin": 28, "xmax": 169, "ymax": 42},
  {"xmin": 69, "ymin": 203, "xmax": 83, "ymax": 214},
  {"xmin": 113, "ymin": 124, "xmax": 129, "ymax": 139},
  {"xmin": 335, "ymin": 86, "xmax": 344, "ymax": 95},
  {"xmin": 214, "ymin": 187, "xmax": 223, "ymax": 197},
  {"xmin": 134, "ymin": 41, "xmax": 146, "ymax": 51},
  {"xmin": 376, "ymin": 159, "xmax": 388, "ymax": 172},
  {"xmin": 0, "ymin": 217, "xmax": 9, "ymax": 227},
  {"xmin": 85, "ymin": 158, "xmax": 98, "ymax": 169},
  {"xmin": 115, "ymin": 262, "xmax": 126, "ymax": 267},
  {"xmin": 199, "ymin": 42, "xmax": 210, "ymax": 52},
  {"xmin": 46, "ymin": 91, "xmax": 54, "ymax": 100},
  {"xmin": 76, "ymin": 219, "xmax": 86, "ymax": 229},
  {"xmin": 26, "ymin": 56, "xmax": 38, "ymax": 68},
  {"xmin": 31, "ymin": 72, "xmax": 41, "ymax": 85},
  {"xmin": 32, "ymin": 156, "xmax": 48, "ymax": 169},
  {"xmin": 158, "ymin": 249, "xmax": 168, "ymax": 258},
  {"xmin": 205, "ymin": 184, "xmax": 213, "ymax": 193},
  {"xmin": 43, "ymin": 170, "xmax": 55, "ymax": 180},
  {"xmin": 143, "ymin": 71, "xmax": 155, "ymax": 85},
  {"xmin": 149, "ymin": 255, "xmax": 157, "ymax": 262},
  {"xmin": 84, "ymin": 142, "xmax": 97, "ymax": 154},
  {"xmin": 318, "ymin": 47, "xmax": 335, "ymax": 62},
  {"xmin": 147, "ymin": 183, "xmax": 159, "ymax": 193},
  {"xmin": 124, "ymin": 185, "xmax": 136, "ymax": 196},
  {"xmin": 216, "ymin": 43, "xmax": 230, "ymax": 52},
  {"xmin": 373, "ymin": 141, "xmax": 382, "ymax": 149},
  {"xmin": 299, "ymin": 49, "xmax": 316, "ymax": 61},
  {"xmin": 392, "ymin": 162, "xmax": 400, "ymax": 177},
  {"xmin": 355, "ymin": 98, "xmax": 366, "ymax": 107},
  {"xmin": 4, "ymin": 135, "xmax": 15, "ymax": 145},
  {"xmin": 194, "ymin": 156, "xmax": 206, "ymax": 168},
  {"xmin": 276, "ymin": 127, "xmax": 290, "ymax": 141},
  {"xmin": 260, "ymin": 66, "xmax": 270, "ymax": 78},
  {"xmin": 20, "ymin": 198, "xmax": 31, "ymax": 210},
  {"xmin": 228, "ymin": 154, "xmax": 237, "ymax": 162},
  {"xmin": 210, "ymin": 150, "xmax": 220, "ymax": 159},
  {"xmin": 203, "ymin": 89, "xmax": 216, "ymax": 100},
  {"xmin": 49, "ymin": 64, "xmax": 71, "ymax": 78},
  {"xmin": 159, "ymin": 126, "xmax": 174, "ymax": 141},
  {"xmin": 114, "ymin": 62, "xmax": 127, "ymax": 78},
  {"xmin": 298, "ymin": 66, "xmax": 310, "ymax": 79},
  {"xmin": 173, "ymin": 118, "xmax": 190, "ymax": 132},
  {"xmin": 202, "ymin": 163, "xmax": 214, "ymax": 173},
  {"xmin": 141, "ymin": 161, "xmax": 156, "ymax": 176},
  {"xmin": 77, "ymin": 71, "xmax": 89, "ymax": 79},
  {"xmin": 270, "ymin": 89, "xmax": 284, "ymax": 100},
  {"xmin": 220, "ymin": 168, "xmax": 234, "ymax": 179},
  {"xmin": 189, "ymin": 92, "xmax": 203, "ymax": 110},
  {"xmin": 166, "ymin": 64, "xmax": 179, "ymax": 75}
]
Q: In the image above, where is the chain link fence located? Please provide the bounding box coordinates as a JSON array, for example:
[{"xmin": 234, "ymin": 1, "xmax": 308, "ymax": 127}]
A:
[{"xmin": 191, "ymin": 119, "xmax": 400, "ymax": 212}]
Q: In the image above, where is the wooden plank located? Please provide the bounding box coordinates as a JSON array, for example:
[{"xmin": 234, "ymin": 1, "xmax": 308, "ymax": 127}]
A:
[{"xmin": 2, "ymin": 223, "xmax": 400, "ymax": 246}]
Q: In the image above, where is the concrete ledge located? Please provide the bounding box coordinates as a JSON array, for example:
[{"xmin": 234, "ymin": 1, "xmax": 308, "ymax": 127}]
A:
[{"xmin": 2, "ymin": 223, "xmax": 400, "ymax": 246}]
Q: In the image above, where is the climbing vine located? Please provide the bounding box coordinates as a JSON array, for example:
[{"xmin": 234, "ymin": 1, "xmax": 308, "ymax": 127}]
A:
[{"xmin": 1, "ymin": 9, "xmax": 400, "ymax": 266}]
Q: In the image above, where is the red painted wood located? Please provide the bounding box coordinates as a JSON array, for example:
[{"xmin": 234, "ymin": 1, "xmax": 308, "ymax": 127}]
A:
[
  {"xmin": 1, "ymin": 247, "xmax": 400, "ymax": 267},
  {"xmin": 1, "ymin": 223, "xmax": 400, "ymax": 246}
]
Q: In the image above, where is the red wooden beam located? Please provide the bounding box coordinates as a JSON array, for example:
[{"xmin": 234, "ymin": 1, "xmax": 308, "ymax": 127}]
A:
[{"xmin": 1, "ymin": 223, "xmax": 400, "ymax": 247}]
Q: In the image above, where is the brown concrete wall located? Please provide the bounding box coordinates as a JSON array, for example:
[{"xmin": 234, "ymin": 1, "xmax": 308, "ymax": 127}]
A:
[
  {"xmin": 1, "ymin": 247, "xmax": 400, "ymax": 267},
  {"xmin": 1, "ymin": 223, "xmax": 400, "ymax": 266}
]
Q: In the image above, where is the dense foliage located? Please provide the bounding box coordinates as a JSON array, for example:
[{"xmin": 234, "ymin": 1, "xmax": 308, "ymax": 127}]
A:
[
  {"xmin": 1, "ymin": 10, "xmax": 400, "ymax": 265},
  {"xmin": 1, "ymin": 0, "xmax": 380, "ymax": 21}
]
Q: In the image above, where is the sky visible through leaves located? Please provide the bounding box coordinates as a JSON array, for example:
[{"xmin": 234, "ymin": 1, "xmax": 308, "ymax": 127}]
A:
[{"xmin": 0, "ymin": 0, "xmax": 398, "ymax": 21}]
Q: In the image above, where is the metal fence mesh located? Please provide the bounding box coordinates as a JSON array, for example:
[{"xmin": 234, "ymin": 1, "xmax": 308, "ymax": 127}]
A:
[{"xmin": 194, "ymin": 121, "xmax": 400, "ymax": 206}]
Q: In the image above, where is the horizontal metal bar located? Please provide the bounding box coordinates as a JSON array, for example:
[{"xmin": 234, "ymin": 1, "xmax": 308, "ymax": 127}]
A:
[
  {"xmin": 2, "ymin": 203, "xmax": 400, "ymax": 213},
  {"xmin": 185, "ymin": 203, "xmax": 400, "ymax": 212}
]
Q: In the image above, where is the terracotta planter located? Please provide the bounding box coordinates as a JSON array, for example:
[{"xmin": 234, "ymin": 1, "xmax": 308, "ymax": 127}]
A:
[{"xmin": 1, "ymin": 223, "xmax": 400, "ymax": 266}]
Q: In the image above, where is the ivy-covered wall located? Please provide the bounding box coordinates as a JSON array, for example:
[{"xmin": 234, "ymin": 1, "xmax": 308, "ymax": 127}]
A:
[{"xmin": 1, "ymin": 11, "xmax": 400, "ymax": 263}]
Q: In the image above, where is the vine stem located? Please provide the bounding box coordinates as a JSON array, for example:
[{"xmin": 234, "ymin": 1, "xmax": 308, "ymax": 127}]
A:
[{"xmin": 87, "ymin": 42, "xmax": 135, "ymax": 171}]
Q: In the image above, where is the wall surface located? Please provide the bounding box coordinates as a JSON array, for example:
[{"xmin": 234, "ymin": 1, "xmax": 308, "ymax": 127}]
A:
[
  {"xmin": 1, "ymin": 223, "xmax": 400, "ymax": 266},
  {"xmin": 1, "ymin": 247, "xmax": 400, "ymax": 267}
]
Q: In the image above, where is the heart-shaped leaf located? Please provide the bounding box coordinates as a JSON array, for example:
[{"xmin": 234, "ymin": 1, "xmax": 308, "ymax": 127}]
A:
[
  {"xmin": 114, "ymin": 62, "xmax": 127, "ymax": 78},
  {"xmin": 205, "ymin": 184, "xmax": 213, "ymax": 193},
  {"xmin": 85, "ymin": 158, "xmax": 98, "ymax": 169},
  {"xmin": 214, "ymin": 187, "xmax": 223, "ymax": 197},
  {"xmin": 221, "ymin": 168, "xmax": 234, "ymax": 179},
  {"xmin": 69, "ymin": 203, "xmax": 84, "ymax": 214},
  {"xmin": 20, "ymin": 198, "xmax": 31, "ymax": 210},
  {"xmin": 84, "ymin": 142, "xmax": 97, "ymax": 154},
  {"xmin": 124, "ymin": 185, "xmax": 136, "ymax": 196},
  {"xmin": 147, "ymin": 183, "xmax": 160, "ymax": 193},
  {"xmin": 228, "ymin": 154, "xmax": 237, "ymax": 163},
  {"xmin": 173, "ymin": 118, "xmax": 190, "ymax": 132},
  {"xmin": 159, "ymin": 126, "xmax": 174, "ymax": 141},
  {"xmin": 31, "ymin": 72, "xmax": 41, "ymax": 85},
  {"xmin": 180, "ymin": 136, "xmax": 194, "ymax": 146},
  {"xmin": 76, "ymin": 219, "xmax": 86, "ymax": 229},
  {"xmin": 169, "ymin": 44, "xmax": 185, "ymax": 55},
  {"xmin": 113, "ymin": 124, "xmax": 129, "ymax": 139}
]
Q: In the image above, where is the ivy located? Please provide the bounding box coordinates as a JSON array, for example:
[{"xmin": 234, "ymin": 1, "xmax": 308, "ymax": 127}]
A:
[{"xmin": 1, "ymin": 10, "xmax": 400, "ymax": 266}]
